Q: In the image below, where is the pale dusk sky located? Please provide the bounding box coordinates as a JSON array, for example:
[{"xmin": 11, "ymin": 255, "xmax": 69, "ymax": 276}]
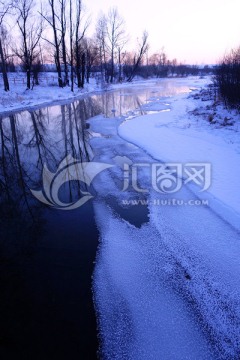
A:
[{"xmin": 89, "ymin": 0, "xmax": 240, "ymax": 64}]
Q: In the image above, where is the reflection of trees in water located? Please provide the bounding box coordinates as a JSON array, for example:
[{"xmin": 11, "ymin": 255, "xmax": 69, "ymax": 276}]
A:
[
  {"xmin": 92, "ymin": 90, "xmax": 145, "ymax": 117},
  {"xmin": 0, "ymin": 91, "xmax": 143, "ymax": 264},
  {"xmin": 61, "ymin": 101, "xmax": 92, "ymax": 161},
  {"xmin": 0, "ymin": 92, "xmax": 146, "ymax": 352},
  {"xmin": 0, "ymin": 114, "xmax": 43, "ymax": 267},
  {"xmin": 0, "ymin": 97, "xmax": 103, "ymax": 352},
  {"xmin": 28, "ymin": 110, "xmax": 57, "ymax": 168},
  {"xmin": 0, "ymin": 96, "xmax": 101, "ymax": 264},
  {"xmin": 0, "ymin": 91, "xmax": 145, "ymax": 259}
]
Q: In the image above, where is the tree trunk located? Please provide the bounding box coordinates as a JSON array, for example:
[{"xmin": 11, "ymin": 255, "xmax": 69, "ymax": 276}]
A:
[
  {"xmin": 110, "ymin": 48, "xmax": 114, "ymax": 83},
  {"xmin": 76, "ymin": 54, "xmax": 82, "ymax": 88},
  {"xmin": 75, "ymin": 0, "xmax": 83, "ymax": 89},
  {"xmin": 61, "ymin": 1, "xmax": 68, "ymax": 86},
  {"xmin": 62, "ymin": 39, "xmax": 68, "ymax": 86},
  {"xmin": 0, "ymin": 37, "xmax": 9, "ymax": 91},
  {"xmin": 69, "ymin": 0, "xmax": 74, "ymax": 92},
  {"xmin": 118, "ymin": 47, "xmax": 122, "ymax": 82},
  {"xmin": 51, "ymin": 0, "xmax": 63, "ymax": 87},
  {"xmin": 27, "ymin": 68, "xmax": 31, "ymax": 89},
  {"xmin": 76, "ymin": 59, "xmax": 82, "ymax": 88},
  {"xmin": 81, "ymin": 52, "xmax": 85, "ymax": 88}
]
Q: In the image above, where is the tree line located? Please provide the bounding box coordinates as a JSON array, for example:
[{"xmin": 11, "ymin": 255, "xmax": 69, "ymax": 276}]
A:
[
  {"xmin": 0, "ymin": 0, "xmax": 213, "ymax": 92},
  {"xmin": 215, "ymin": 47, "xmax": 240, "ymax": 109}
]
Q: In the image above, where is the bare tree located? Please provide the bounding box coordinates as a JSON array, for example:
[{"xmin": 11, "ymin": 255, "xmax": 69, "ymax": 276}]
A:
[
  {"xmin": 215, "ymin": 47, "xmax": 240, "ymax": 108},
  {"xmin": 148, "ymin": 48, "xmax": 169, "ymax": 78},
  {"xmin": 127, "ymin": 31, "xmax": 149, "ymax": 82},
  {"xmin": 82, "ymin": 38, "xmax": 99, "ymax": 83},
  {"xmin": 0, "ymin": 0, "xmax": 12, "ymax": 91},
  {"xmin": 69, "ymin": 0, "xmax": 74, "ymax": 91},
  {"xmin": 106, "ymin": 7, "xmax": 125, "ymax": 83},
  {"xmin": 32, "ymin": 55, "xmax": 43, "ymax": 85},
  {"xmin": 74, "ymin": 0, "xmax": 89, "ymax": 88},
  {"xmin": 41, "ymin": 0, "xmax": 70, "ymax": 87},
  {"xmin": 41, "ymin": 0, "xmax": 63, "ymax": 87},
  {"xmin": 59, "ymin": 0, "xmax": 68, "ymax": 86},
  {"xmin": 14, "ymin": 0, "xmax": 43, "ymax": 89},
  {"xmin": 170, "ymin": 58, "xmax": 177, "ymax": 77},
  {"xmin": 95, "ymin": 13, "xmax": 107, "ymax": 83}
]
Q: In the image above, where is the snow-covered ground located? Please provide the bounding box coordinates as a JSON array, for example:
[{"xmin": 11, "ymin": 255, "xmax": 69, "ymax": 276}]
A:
[
  {"xmin": 118, "ymin": 81, "xmax": 240, "ymax": 227},
  {"xmin": 87, "ymin": 77, "xmax": 240, "ymax": 359},
  {"xmin": 0, "ymin": 73, "xmax": 97, "ymax": 114}
]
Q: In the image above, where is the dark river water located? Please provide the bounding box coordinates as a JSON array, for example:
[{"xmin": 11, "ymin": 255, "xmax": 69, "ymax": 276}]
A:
[{"xmin": 0, "ymin": 80, "xmax": 191, "ymax": 359}]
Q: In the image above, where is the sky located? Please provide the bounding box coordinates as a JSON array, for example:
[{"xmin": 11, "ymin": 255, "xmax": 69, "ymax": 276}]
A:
[{"xmin": 88, "ymin": 0, "xmax": 240, "ymax": 64}]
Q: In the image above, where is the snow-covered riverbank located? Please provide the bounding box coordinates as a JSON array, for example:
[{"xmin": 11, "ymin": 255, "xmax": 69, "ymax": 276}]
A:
[
  {"xmin": 0, "ymin": 75, "xmax": 208, "ymax": 115},
  {"xmin": 88, "ymin": 77, "xmax": 240, "ymax": 359},
  {"xmin": 0, "ymin": 75, "xmax": 95, "ymax": 115},
  {"xmin": 119, "ymin": 78, "xmax": 240, "ymax": 221}
]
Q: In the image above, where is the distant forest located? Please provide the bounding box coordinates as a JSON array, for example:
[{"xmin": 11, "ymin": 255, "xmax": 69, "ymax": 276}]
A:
[{"xmin": 0, "ymin": 1, "xmax": 220, "ymax": 93}]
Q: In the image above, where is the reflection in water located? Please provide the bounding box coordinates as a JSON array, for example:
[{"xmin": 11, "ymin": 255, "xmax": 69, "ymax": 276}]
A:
[
  {"xmin": 0, "ymin": 98, "xmax": 102, "ymax": 359},
  {"xmin": 92, "ymin": 80, "xmax": 189, "ymax": 118},
  {"xmin": 0, "ymin": 87, "xmax": 160, "ymax": 260},
  {"xmin": 0, "ymin": 80, "xmax": 189, "ymax": 359}
]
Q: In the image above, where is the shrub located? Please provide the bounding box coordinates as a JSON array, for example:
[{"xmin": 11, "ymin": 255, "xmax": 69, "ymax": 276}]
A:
[{"xmin": 215, "ymin": 47, "xmax": 240, "ymax": 108}]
